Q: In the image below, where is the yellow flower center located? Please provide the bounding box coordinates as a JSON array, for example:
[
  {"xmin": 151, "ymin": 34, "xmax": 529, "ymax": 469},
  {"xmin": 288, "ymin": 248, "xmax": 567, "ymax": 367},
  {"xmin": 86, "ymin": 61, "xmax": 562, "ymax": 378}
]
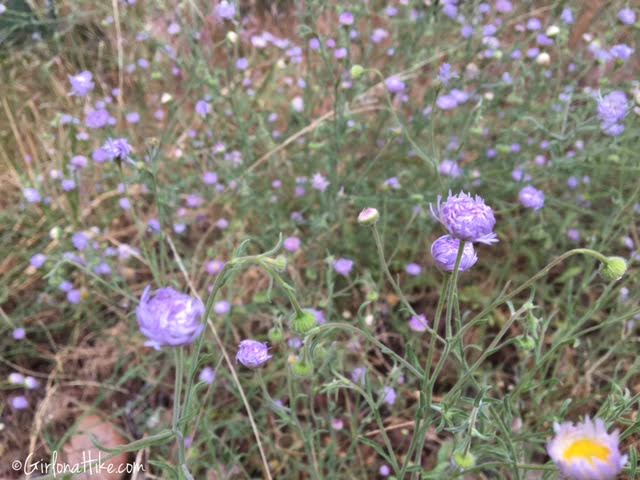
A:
[{"xmin": 563, "ymin": 439, "xmax": 611, "ymax": 464}]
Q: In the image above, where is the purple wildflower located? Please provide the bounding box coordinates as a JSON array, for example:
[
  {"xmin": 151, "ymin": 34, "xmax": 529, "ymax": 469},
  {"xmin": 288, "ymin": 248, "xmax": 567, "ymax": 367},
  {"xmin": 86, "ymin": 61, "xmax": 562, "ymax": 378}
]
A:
[
  {"xmin": 203, "ymin": 171, "xmax": 218, "ymax": 185},
  {"xmin": 102, "ymin": 138, "xmax": 133, "ymax": 161},
  {"xmin": 283, "ymin": 236, "xmax": 301, "ymax": 252},
  {"xmin": 85, "ymin": 108, "xmax": 112, "ymax": 129},
  {"xmin": 30, "ymin": 253, "xmax": 47, "ymax": 269},
  {"xmin": 61, "ymin": 179, "xmax": 76, "ymax": 192},
  {"xmin": 214, "ymin": 300, "xmax": 231, "ymax": 315},
  {"xmin": 23, "ymin": 188, "xmax": 41, "ymax": 203},
  {"xmin": 496, "ymin": 0, "xmax": 513, "ymax": 13},
  {"xmin": 610, "ymin": 44, "xmax": 634, "ymax": 61},
  {"xmin": 438, "ymin": 63, "xmax": 458, "ymax": 85},
  {"xmin": 405, "ymin": 263, "xmax": 422, "ymax": 276},
  {"xmin": 339, "ymin": 11, "xmax": 354, "ymax": 25},
  {"xmin": 597, "ymin": 91, "xmax": 628, "ymax": 136},
  {"xmin": 333, "ymin": 258, "xmax": 354, "ymax": 277},
  {"xmin": 67, "ymin": 289, "xmax": 82, "ymax": 304},
  {"xmin": 11, "ymin": 396, "xmax": 29, "ymax": 410},
  {"xmin": 236, "ymin": 340, "xmax": 272, "ymax": 368},
  {"xmin": 567, "ymin": 229, "xmax": 581, "ymax": 243},
  {"xmin": 370, "ymin": 28, "xmax": 388, "ymax": 44},
  {"xmin": 70, "ymin": 155, "xmax": 88, "ymax": 170},
  {"xmin": 206, "ymin": 259, "xmax": 225, "ymax": 275},
  {"xmin": 351, "ymin": 367, "xmax": 366, "ymax": 384},
  {"xmin": 432, "ymin": 191, "xmax": 498, "ymax": 244},
  {"xmin": 618, "ymin": 8, "xmax": 636, "ymax": 25},
  {"xmin": 195, "ymin": 100, "xmax": 211, "ymax": 118},
  {"xmin": 409, "ymin": 314, "xmax": 429, "ymax": 332},
  {"xmin": 382, "ymin": 386, "xmax": 396, "ymax": 406},
  {"xmin": 431, "ymin": 235, "xmax": 478, "ymax": 272},
  {"xmin": 311, "ymin": 173, "xmax": 330, "ymax": 192},
  {"xmin": 136, "ymin": 286, "xmax": 205, "ymax": 349},
  {"xmin": 13, "ymin": 327, "xmax": 26, "ymax": 340},
  {"xmin": 69, "ymin": 71, "xmax": 94, "ymax": 97},
  {"xmin": 385, "ymin": 76, "xmax": 405, "ymax": 94},
  {"xmin": 561, "ymin": 7, "xmax": 574, "ymax": 24},
  {"xmin": 518, "ymin": 186, "xmax": 545, "ymax": 210},
  {"xmin": 236, "ymin": 57, "xmax": 249, "ymax": 70},
  {"xmin": 126, "ymin": 112, "xmax": 140, "ymax": 124},
  {"xmin": 439, "ymin": 159, "xmax": 462, "ymax": 177},
  {"xmin": 72, "ymin": 232, "xmax": 89, "ymax": 250},
  {"xmin": 199, "ymin": 367, "xmax": 216, "ymax": 384},
  {"xmin": 215, "ymin": 1, "xmax": 236, "ymax": 20}
]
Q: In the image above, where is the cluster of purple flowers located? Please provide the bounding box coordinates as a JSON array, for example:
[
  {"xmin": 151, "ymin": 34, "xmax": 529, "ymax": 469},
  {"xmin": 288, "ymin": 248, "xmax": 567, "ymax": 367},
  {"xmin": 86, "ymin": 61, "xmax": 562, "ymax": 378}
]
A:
[
  {"xmin": 597, "ymin": 91, "xmax": 629, "ymax": 137},
  {"xmin": 430, "ymin": 192, "xmax": 497, "ymax": 272}
]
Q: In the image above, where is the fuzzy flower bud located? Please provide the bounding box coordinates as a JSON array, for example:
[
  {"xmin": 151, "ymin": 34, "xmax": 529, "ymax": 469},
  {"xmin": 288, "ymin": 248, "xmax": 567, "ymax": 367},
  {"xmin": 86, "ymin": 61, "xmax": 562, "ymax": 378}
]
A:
[
  {"xmin": 291, "ymin": 359, "xmax": 313, "ymax": 377},
  {"xmin": 536, "ymin": 52, "xmax": 551, "ymax": 65},
  {"xmin": 601, "ymin": 256, "xmax": 628, "ymax": 282},
  {"xmin": 268, "ymin": 327, "xmax": 284, "ymax": 343},
  {"xmin": 452, "ymin": 452, "xmax": 476, "ymax": 471},
  {"xmin": 350, "ymin": 64, "xmax": 364, "ymax": 79},
  {"xmin": 357, "ymin": 207, "xmax": 379, "ymax": 225},
  {"xmin": 292, "ymin": 310, "xmax": 317, "ymax": 335}
]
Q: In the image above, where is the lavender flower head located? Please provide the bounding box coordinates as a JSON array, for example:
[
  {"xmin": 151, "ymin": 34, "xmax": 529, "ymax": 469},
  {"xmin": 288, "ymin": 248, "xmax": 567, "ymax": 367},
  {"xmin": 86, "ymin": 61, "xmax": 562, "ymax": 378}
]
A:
[
  {"xmin": 236, "ymin": 339, "xmax": 272, "ymax": 368},
  {"xmin": 432, "ymin": 191, "xmax": 498, "ymax": 244},
  {"xmin": 385, "ymin": 76, "xmax": 406, "ymax": 94},
  {"xmin": 409, "ymin": 314, "xmax": 429, "ymax": 332},
  {"xmin": 431, "ymin": 235, "xmax": 478, "ymax": 272},
  {"xmin": 547, "ymin": 417, "xmax": 627, "ymax": 480},
  {"xmin": 333, "ymin": 258, "xmax": 354, "ymax": 277},
  {"xmin": 136, "ymin": 286, "xmax": 205, "ymax": 349},
  {"xmin": 69, "ymin": 71, "xmax": 95, "ymax": 97},
  {"xmin": 618, "ymin": 8, "xmax": 636, "ymax": 25},
  {"xmin": 597, "ymin": 91, "xmax": 628, "ymax": 136},
  {"xmin": 437, "ymin": 63, "xmax": 458, "ymax": 85},
  {"xmin": 518, "ymin": 186, "xmax": 545, "ymax": 210},
  {"xmin": 102, "ymin": 138, "xmax": 134, "ymax": 162}
]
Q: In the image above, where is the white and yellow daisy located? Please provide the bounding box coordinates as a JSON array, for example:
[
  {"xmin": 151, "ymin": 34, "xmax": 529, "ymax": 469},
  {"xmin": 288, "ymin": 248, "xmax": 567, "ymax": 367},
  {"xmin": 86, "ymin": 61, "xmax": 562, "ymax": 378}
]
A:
[{"xmin": 547, "ymin": 417, "xmax": 627, "ymax": 480}]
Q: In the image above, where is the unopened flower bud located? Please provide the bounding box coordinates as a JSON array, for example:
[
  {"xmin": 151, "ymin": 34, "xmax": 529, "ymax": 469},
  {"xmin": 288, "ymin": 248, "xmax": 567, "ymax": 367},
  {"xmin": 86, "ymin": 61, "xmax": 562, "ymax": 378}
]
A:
[
  {"xmin": 350, "ymin": 64, "xmax": 364, "ymax": 79},
  {"xmin": 268, "ymin": 327, "xmax": 284, "ymax": 343},
  {"xmin": 536, "ymin": 52, "xmax": 551, "ymax": 65},
  {"xmin": 601, "ymin": 256, "xmax": 627, "ymax": 282},
  {"xmin": 452, "ymin": 452, "xmax": 476, "ymax": 471},
  {"xmin": 546, "ymin": 25, "xmax": 560, "ymax": 37},
  {"xmin": 264, "ymin": 255, "xmax": 287, "ymax": 272},
  {"xmin": 226, "ymin": 31, "xmax": 238, "ymax": 43},
  {"xmin": 292, "ymin": 310, "xmax": 317, "ymax": 335},
  {"xmin": 292, "ymin": 359, "xmax": 313, "ymax": 377},
  {"xmin": 357, "ymin": 207, "xmax": 379, "ymax": 225},
  {"xmin": 50, "ymin": 226, "xmax": 62, "ymax": 240}
]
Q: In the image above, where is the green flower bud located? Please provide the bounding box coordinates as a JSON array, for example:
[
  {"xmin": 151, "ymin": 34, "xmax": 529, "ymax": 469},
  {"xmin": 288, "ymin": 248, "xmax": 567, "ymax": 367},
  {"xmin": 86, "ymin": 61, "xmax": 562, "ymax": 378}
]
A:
[
  {"xmin": 350, "ymin": 64, "xmax": 364, "ymax": 79},
  {"xmin": 601, "ymin": 256, "xmax": 627, "ymax": 282},
  {"xmin": 516, "ymin": 335, "xmax": 536, "ymax": 351},
  {"xmin": 268, "ymin": 327, "xmax": 284, "ymax": 343},
  {"xmin": 452, "ymin": 452, "xmax": 476, "ymax": 470},
  {"xmin": 292, "ymin": 310, "xmax": 317, "ymax": 335},
  {"xmin": 263, "ymin": 255, "xmax": 287, "ymax": 272},
  {"xmin": 292, "ymin": 360, "xmax": 313, "ymax": 377}
]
